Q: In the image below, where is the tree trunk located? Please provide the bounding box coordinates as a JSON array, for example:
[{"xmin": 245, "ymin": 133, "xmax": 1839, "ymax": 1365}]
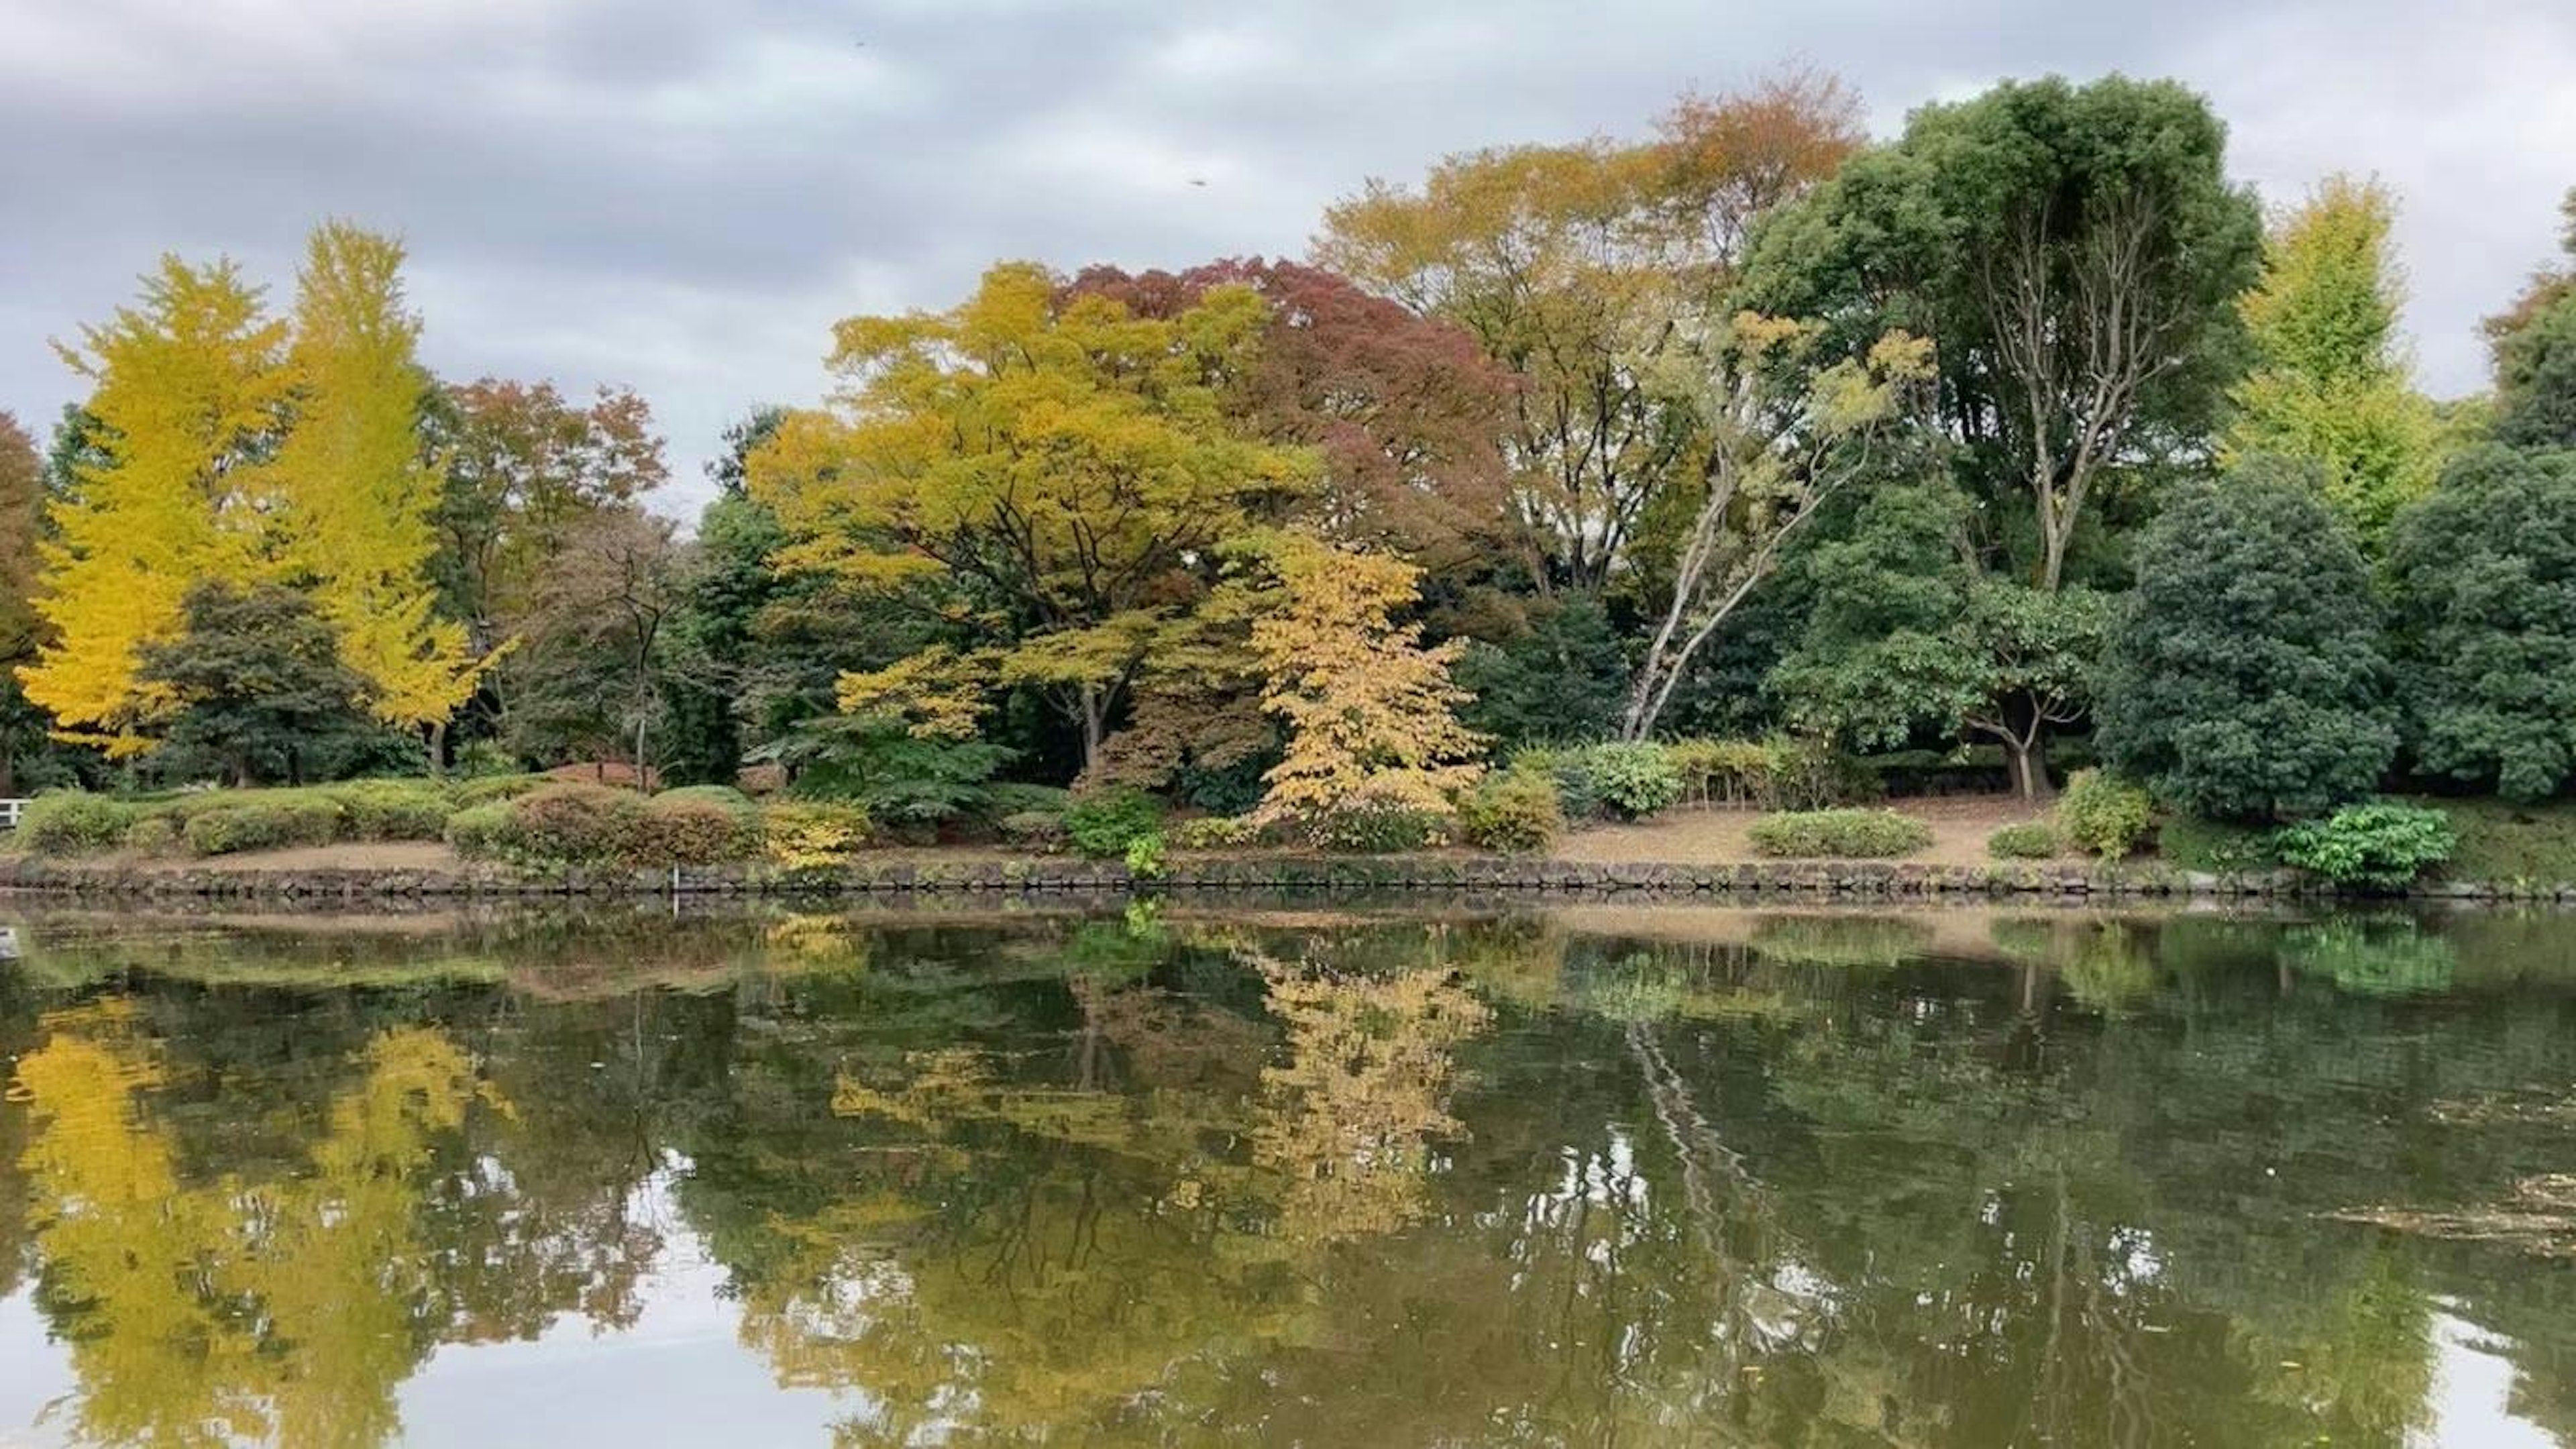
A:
[
  {"xmin": 426, "ymin": 720, "xmax": 447, "ymax": 780},
  {"xmin": 1078, "ymin": 685, "xmax": 1106, "ymax": 775},
  {"xmin": 633, "ymin": 716, "xmax": 651, "ymax": 795},
  {"xmin": 2001, "ymin": 694, "xmax": 2055, "ymax": 801}
]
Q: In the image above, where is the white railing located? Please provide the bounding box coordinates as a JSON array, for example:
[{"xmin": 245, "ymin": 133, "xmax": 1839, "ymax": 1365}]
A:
[{"xmin": 0, "ymin": 798, "xmax": 26, "ymax": 830}]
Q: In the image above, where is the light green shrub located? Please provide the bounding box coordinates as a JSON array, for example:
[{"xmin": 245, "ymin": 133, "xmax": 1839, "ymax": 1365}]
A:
[
  {"xmin": 2058, "ymin": 770, "xmax": 2155, "ymax": 861},
  {"xmin": 1986, "ymin": 822, "xmax": 2059, "ymax": 859},
  {"xmin": 18, "ymin": 793, "xmax": 139, "ymax": 855},
  {"xmin": 1171, "ymin": 815, "xmax": 1263, "ymax": 850},
  {"xmin": 182, "ymin": 798, "xmax": 345, "ymax": 856},
  {"xmin": 762, "ymin": 800, "xmax": 873, "ymax": 871},
  {"xmin": 1458, "ymin": 771, "xmax": 1564, "ymax": 854},
  {"xmin": 1064, "ymin": 790, "xmax": 1165, "ymax": 859},
  {"xmin": 1747, "ymin": 808, "xmax": 1933, "ymax": 859}
]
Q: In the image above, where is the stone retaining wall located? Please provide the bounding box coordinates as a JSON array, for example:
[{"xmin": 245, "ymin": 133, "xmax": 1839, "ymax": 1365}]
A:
[{"xmin": 3, "ymin": 853, "xmax": 2553, "ymax": 901}]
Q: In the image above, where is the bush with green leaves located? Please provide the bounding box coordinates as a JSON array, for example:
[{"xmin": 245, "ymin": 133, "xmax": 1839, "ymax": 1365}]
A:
[
  {"xmin": 2058, "ymin": 770, "xmax": 2155, "ymax": 861},
  {"xmin": 1528, "ymin": 742, "xmax": 1684, "ymax": 823},
  {"xmin": 998, "ymin": 810, "xmax": 1068, "ymax": 852},
  {"xmin": 1746, "ymin": 808, "xmax": 1932, "ymax": 859},
  {"xmin": 182, "ymin": 798, "xmax": 346, "ymax": 857},
  {"xmin": 1305, "ymin": 806, "xmax": 1446, "ymax": 853},
  {"xmin": 1063, "ymin": 790, "xmax": 1165, "ymax": 859},
  {"xmin": 1171, "ymin": 815, "xmax": 1263, "ymax": 850},
  {"xmin": 2387, "ymin": 445, "xmax": 2576, "ymax": 801},
  {"xmin": 2274, "ymin": 801, "xmax": 2457, "ymax": 891},
  {"xmin": 19, "ymin": 793, "xmax": 139, "ymax": 855},
  {"xmin": 1458, "ymin": 771, "xmax": 1564, "ymax": 854},
  {"xmin": 1122, "ymin": 831, "xmax": 1167, "ymax": 879},
  {"xmin": 451, "ymin": 773, "xmax": 549, "ymax": 807},
  {"xmin": 323, "ymin": 780, "xmax": 453, "ymax": 841},
  {"xmin": 1986, "ymin": 822, "xmax": 2059, "ymax": 860},
  {"xmin": 2096, "ymin": 466, "xmax": 2397, "ymax": 820},
  {"xmin": 443, "ymin": 801, "xmax": 517, "ymax": 859}
]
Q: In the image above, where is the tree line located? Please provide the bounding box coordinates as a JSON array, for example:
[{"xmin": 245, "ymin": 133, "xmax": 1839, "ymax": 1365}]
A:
[{"xmin": 6, "ymin": 66, "xmax": 2575, "ymax": 841}]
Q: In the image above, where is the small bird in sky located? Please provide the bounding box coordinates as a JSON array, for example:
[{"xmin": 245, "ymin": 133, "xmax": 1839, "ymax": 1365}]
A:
[{"xmin": 1187, "ymin": 177, "xmax": 1209, "ymax": 188}]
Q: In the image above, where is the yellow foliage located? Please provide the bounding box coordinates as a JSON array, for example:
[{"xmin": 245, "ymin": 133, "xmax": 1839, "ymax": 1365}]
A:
[
  {"xmin": 273, "ymin": 221, "xmax": 490, "ymax": 730},
  {"xmin": 21, "ymin": 256, "xmax": 290, "ymax": 751},
  {"xmin": 1235, "ymin": 531, "xmax": 1486, "ymax": 837}
]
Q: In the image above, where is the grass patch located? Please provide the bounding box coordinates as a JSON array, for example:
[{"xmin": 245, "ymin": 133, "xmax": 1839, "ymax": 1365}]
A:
[
  {"xmin": 2155, "ymin": 814, "xmax": 2280, "ymax": 873},
  {"xmin": 2431, "ymin": 798, "xmax": 2576, "ymax": 885}
]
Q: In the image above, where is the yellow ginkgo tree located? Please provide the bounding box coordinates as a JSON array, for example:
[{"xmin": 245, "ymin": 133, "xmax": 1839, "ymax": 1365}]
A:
[
  {"xmin": 22, "ymin": 225, "xmax": 488, "ymax": 763},
  {"xmin": 270, "ymin": 221, "xmax": 492, "ymax": 759},
  {"xmin": 22, "ymin": 257, "xmax": 290, "ymax": 753}
]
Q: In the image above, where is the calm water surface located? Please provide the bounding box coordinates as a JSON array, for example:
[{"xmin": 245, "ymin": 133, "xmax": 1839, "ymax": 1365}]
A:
[{"xmin": 1, "ymin": 901, "xmax": 2573, "ymax": 1447}]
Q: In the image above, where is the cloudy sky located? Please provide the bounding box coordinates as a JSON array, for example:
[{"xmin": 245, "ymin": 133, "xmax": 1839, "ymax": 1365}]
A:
[{"xmin": 4, "ymin": 0, "xmax": 2571, "ymax": 514}]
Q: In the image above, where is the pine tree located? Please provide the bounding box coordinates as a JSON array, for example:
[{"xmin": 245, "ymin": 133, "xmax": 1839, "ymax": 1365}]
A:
[{"xmin": 20, "ymin": 258, "xmax": 289, "ymax": 752}]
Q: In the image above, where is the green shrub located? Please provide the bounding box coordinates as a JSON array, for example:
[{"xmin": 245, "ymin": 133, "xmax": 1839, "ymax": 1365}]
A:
[
  {"xmin": 451, "ymin": 773, "xmax": 549, "ymax": 807},
  {"xmin": 636, "ymin": 791, "xmax": 759, "ymax": 866},
  {"xmin": 1063, "ymin": 790, "xmax": 1165, "ymax": 859},
  {"xmin": 2059, "ymin": 770, "xmax": 2155, "ymax": 861},
  {"xmin": 1171, "ymin": 815, "xmax": 1263, "ymax": 850},
  {"xmin": 1122, "ymin": 831, "xmax": 1167, "ymax": 879},
  {"xmin": 124, "ymin": 814, "xmax": 182, "ymax": 856},
  {"xmin": 1458, "ymin": 771, "xmax": 1563, "ymax": 854},
  {"xmin": 2275, "ymin": 802, "xmax": 2457, "ymax": 891},
  {"xmin": 981, "ymin": 782, "xmax": 1074, "ymax": 820},
  {"xmin": 18, "ymin": 793, "xmax": 139, "ymax": 855},
  {"xmin": 2155, "ymin": 813, "xmax": 2281, "ymax": 873},
  {"xmin": 443, "ymin": 801, "xmax": 517, "ymax": 859},
  {"xmin": 1986, "ymin": 822, "xmax": 2059, "ymax": 859},
  {"xmin": 504, "ymin": 784, "xmax": 646, "ymax": 866},
  {"xmin": 762, "ymin": 800, "xmax": 872, "ymax": 871},
  {"xmin": 998, "ymin": 810, "xmax": 1069, "ymax": 852},
  {"xmin": 1585, "ymin": 742, "xmax": 1682, "ymax": 820},
  {"xmin": 325, "ymin": 780, "xmax": 453, "ymax": 841},
  {"xmin": 183, "ymin": 798, "xmax": 345, "ymax": 856},
  {"xmin": 1316, "ymin": 807, "xmax": 1445, "ymax": 853},
  {"xmin": 1746, "ymin": 808, "xmax": 1932, "ymax": 859}
]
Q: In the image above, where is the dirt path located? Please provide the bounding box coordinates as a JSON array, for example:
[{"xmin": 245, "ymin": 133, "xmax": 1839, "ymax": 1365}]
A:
[{"xmin": 1552, "ymin": 794, "xmax": 2059, "ymax": 867}]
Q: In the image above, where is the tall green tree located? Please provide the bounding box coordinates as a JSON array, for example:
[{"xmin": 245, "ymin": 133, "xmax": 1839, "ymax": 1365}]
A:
[
  {"xmin": 2387, "ymin": 443, "xmax": 2576, "ymax": 801},
  {"xmin": 2097, "ymin": 462, "xmax": 2397, "ymax": 821},
  {"xmin": 2225, "ymin": 176, "xmax": 2441, "ymax": 545},
  {"xmin": 136, "ymin": 581, "xmax": 375, "ymax": 787},
  {"xmin": 1746, "ymin": 74, "xmax": 2265, "ymax": 783},
  {"xmin": 2487, "ymin": 187, "xmax": 2576, "ymax": 451}
]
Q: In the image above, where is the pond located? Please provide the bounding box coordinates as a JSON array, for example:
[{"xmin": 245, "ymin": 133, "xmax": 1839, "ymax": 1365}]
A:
[{"xmin": 0, "ymin": 900, "xmax": 2573, "ymax": 1447}]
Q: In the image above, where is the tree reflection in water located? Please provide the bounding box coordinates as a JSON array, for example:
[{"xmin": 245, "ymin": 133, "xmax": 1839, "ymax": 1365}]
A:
[{"xmin": 1, "ymin": 904, "xmax": 2573, "ymax": 1446}]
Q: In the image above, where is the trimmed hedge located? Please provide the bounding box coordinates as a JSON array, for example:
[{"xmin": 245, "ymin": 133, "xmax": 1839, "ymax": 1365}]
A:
[
  {"xmin": 638, "ymin": 790, "xmax": 761, "ymax": 866},
  {"xmin": 323, "ymin": 780, "xmax": 452, "ymax": 841},
  {"xmin": 183, "ymin": 798, "xmax": 347, "ymax": 856},
  {"xmin": 1986, "ymin": 822, "xmax": 2059, "ymax": 859},
  {"xmin": 1748, "ymin": 808, "xmax": 1933, "ymax": 859},
  {"xmin": 19, "ymin": 793, "xmax": 139, "ymax": 854}
]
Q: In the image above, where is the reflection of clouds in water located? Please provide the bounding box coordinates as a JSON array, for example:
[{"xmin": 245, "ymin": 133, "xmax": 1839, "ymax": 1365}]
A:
[
  {"xmin": 0, "ymin": 1290, "xmax": 76, "ymax": 1448},
  {"xmin": 2423, "ymin": 1306, "xmax": 2559, "ymax": 1449},
  {"xmin": 397, "ymin": 1162, "xmax": 867, "ymax": 1447}
]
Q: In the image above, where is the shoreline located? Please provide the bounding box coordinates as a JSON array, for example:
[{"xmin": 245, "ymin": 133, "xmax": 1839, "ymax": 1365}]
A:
[{"xmin": 0, "ymin": 852, "xmax": 2562, "ymax": 902}]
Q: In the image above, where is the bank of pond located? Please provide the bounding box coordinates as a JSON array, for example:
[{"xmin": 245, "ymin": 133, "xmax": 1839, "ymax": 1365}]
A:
[
  {"xmin": 8, "ymin": 770, "xmax": 2576, "ymax": 900},
  {"xmin": 0, "ymin": 899, "xmax": 2573, "ymax": 1446}
]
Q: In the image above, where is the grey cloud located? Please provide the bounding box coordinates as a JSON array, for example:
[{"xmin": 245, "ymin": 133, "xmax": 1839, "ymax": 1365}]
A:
[{"xmin": 2, "ymin": 0, "xmax": 2569, "ymax": 514}]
